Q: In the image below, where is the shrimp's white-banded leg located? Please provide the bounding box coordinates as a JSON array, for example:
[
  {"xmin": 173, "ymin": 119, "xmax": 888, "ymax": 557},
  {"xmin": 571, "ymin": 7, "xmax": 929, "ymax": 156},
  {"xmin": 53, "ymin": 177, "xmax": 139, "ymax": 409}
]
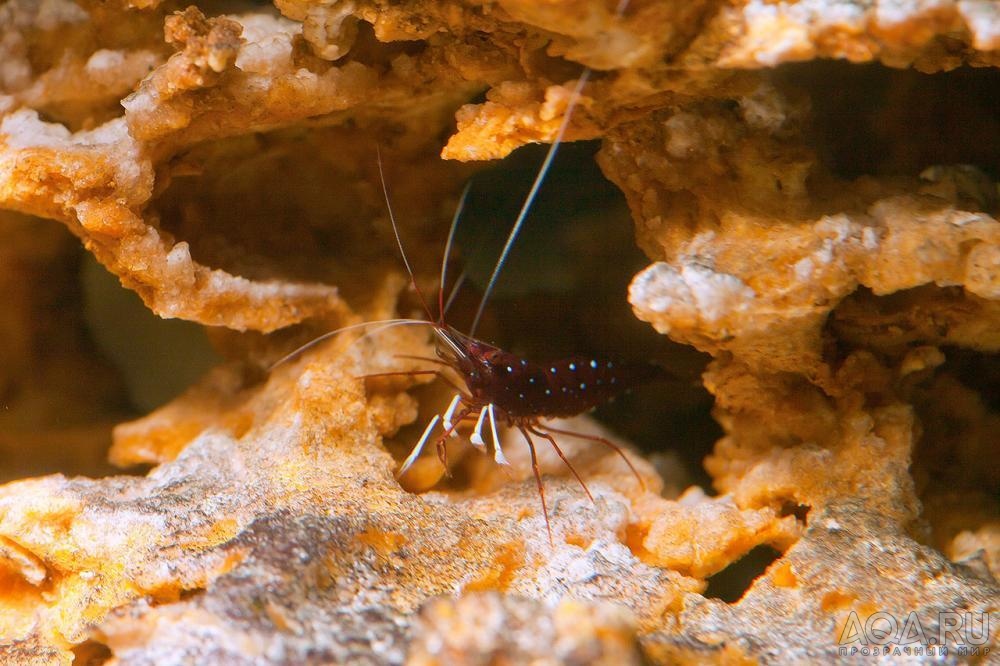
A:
[
  {"xmin": 469, "ymin": 406, "xmax": 489, "ymax": 452},
  {"xmin": 488, "ymin": 404, "xmax": 510, "ymax": 465},
  {"xmin": 397, "ymin": 415, "xmax": 440, "ymax": 477},
  {"xmin": 442, "ymin": 394, "xmax": 461, "ymax": 438}
]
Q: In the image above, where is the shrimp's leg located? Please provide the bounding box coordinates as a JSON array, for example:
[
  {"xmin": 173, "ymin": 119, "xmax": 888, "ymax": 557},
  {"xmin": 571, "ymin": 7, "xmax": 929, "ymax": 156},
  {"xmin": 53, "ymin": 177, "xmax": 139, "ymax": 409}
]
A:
[
  {"xmin": 435, "ymin": 405, "xmax": 473, "ymax": 473},
  {"xmin": 518, "ymin": 426, "xmax": 553, "ymax": 546},
  {"xmin": 398, "ymin": 415, "xmax": 440, "ymax": 477},
  {"xmin": 538, "ymin": 425, "xmax": 646, "ymax": 491},
  {"xmin": 528, "ymin": 425, "xmax": 593, "ymax": 503},
  {"xmin": 469, "ymin": 406, "xmax": 489, "ymax": 452},
  {"xmin": 442, "ymin": 394, "xmax": 462, "ymax": 437},
  {"xmin": 488, "ymin": 404, "xmax": 510, "ymax": 466}
]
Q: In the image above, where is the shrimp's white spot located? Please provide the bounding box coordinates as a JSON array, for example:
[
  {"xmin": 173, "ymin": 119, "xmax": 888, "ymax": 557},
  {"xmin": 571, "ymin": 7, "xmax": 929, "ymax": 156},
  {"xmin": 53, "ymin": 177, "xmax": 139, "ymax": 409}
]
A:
[
  {"xmin": 569, "ymin": 363, "xmax": 577, "ymax": 371},
  {"xmin": 590, "ymin": 360, "xmax": 597, "ymax": 369},
  {"xmin": 442, "ymin": 394, "xmax": 461, "ymax": 437},
  {"xmin": 580, "ymin": 383, "xmax": 586, "ymax": 390},
  {"xmin": 551, "ymin": 367, "xmax": 557, "ymax": 374},
  {"xmin": 529, "ymin": 377, "xmax": 536, "ymax": 384},
  {"xmin": 518, "ymin": 393, "xmax": 524, "ymax": 399},
  {"xmin": 398, "ymin": 415, "xmax": 441, "ymax": 476},
  {"xmin": 506, "ymin": 365, "xmax": 513, "ymax": 373},
  {"xmin": 545, "ymin": 389, "xmax": 552, "ymax": 395},
  {"xmin": 470, "ymin": 406, "xmax": 489, "ymax": 452},
  {"xmin": 562, "ymin": 387, "xmax": 568, "ymax": 393},
  {"xmin": 520, "ymin": 359, "xmax": 527, "ymax": 366}
]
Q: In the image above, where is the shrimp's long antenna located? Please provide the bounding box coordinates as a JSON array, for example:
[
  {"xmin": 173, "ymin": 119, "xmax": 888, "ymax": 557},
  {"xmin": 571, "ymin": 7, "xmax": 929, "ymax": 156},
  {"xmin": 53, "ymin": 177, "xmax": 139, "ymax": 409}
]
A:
[
  {"xmin": 469, "ymin": 0, "xmax": 632, "ymax": 337},
  {"xmin": 469, "ymin": 73, "xmax": 589, "ymax": 336},
  {"xmin": 268, "ymin": 318, "xmax": 434, "ymax": 371},
  {"xmin": 439, "ymin": 181, "xmax": 472, "ymax": 321},
  {"xmin": 274, "ymin": 148, "xmax": 454, "ymax": 374},
  {"xmin": 377, "ymin": 146, "xmax": 436, "ymax": 322},
  {"xmin": 443, "ymin": 268, "xmax": 467, "ymax": 316}
]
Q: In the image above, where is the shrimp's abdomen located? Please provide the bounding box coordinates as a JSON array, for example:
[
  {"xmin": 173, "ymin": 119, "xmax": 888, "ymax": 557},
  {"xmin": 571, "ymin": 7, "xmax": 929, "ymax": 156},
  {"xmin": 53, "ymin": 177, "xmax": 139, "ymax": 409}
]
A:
[{"xmin": 472, "ymin": 353, "xmax": 657, "ymax": 419}]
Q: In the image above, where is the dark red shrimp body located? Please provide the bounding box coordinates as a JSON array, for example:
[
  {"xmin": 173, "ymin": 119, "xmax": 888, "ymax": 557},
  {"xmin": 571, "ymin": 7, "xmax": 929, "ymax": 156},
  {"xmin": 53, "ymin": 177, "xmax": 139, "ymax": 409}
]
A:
[{"xmin": 434, "ymin": 326, "xmax": 658, "ymax": 418}]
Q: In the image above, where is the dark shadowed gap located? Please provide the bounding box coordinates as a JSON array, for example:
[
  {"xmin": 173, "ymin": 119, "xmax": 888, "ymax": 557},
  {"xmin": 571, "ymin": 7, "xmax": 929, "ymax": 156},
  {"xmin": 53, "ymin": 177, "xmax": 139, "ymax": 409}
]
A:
[
  {"xmin": 447, "ymin": 141, "xmax": 718, "ymax": 489},
  {"xmin": 703, "ymin": 546, "xmax": 783, "ymax": 603},
  {"xmin": 71, "ymin": 640, "xmax": 113, "ymax": 666},
  {"xmin": 778, "ymin": 62, "xmax": 999, "ymax": 181}
]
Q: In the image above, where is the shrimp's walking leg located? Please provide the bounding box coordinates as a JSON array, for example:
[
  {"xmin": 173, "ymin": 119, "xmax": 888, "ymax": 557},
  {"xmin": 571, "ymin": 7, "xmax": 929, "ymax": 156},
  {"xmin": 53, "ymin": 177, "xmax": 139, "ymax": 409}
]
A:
[
  {"xmin": 469, "ymin": 406, "xmax": 489, "ymax": 452},
  {"xmin": 442, "ymin": 394, "xmax": 461, "ymax": 437},
  {"xmin": 435, "ymin": 405, "xmax": 473, "ymax": 472},
  {"xmin": 398, "ymin": 415, "xmax": 440, "ymax": 477},
  {"xmin": 528, "ymin": 425, "xmax": 593, "ymax": 503},
  {"xmin": 538, "ymin": 425, "xmax": 646, "ymax": 491},
  {"xmin": 518, "ymin": 426, "xmax": 553, "ymax": 546},
  {"xmin": 487, "ymin": 404, "xmax": 510, "ymax": 466}
]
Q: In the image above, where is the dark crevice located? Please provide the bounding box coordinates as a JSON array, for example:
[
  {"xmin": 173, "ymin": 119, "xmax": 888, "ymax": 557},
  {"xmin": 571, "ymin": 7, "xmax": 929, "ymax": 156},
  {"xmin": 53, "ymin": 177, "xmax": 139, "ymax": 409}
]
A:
[
  {"xmin": 703, "ymin": 546, "xmax": 782, "ymax": 604},
  {"xmin": 71, "ymin": 640, "xmax": 113, "ymax": 666},
  {"xmin": 445, "ymin": 141, "xmax": 717, "ymax": 486},
  {"xmin": 779, "ymin": 62, "xmax": 999, "ymax": 181},
  {"xmin": 342, "ymin": 21, "xmax": 427, "ymax": 69},
  {"xmin": 910, "ymin": 348, "xmax": 1000, "ymax": 498},
  {"xmin": 779, "ymin": 501, "xmax": 811, "ymax": 525},
  {"xmin": 825, "ymin": 286, "xmax": 999, "ymax": 564}
]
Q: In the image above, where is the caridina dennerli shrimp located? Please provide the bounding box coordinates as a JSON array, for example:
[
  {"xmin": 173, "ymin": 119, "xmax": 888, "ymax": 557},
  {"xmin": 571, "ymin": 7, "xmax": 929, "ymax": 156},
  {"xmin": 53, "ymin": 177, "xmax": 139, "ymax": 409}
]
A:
[{"xmin": 274, "ymin": 0, "xmax": 665, "ymax": 543}]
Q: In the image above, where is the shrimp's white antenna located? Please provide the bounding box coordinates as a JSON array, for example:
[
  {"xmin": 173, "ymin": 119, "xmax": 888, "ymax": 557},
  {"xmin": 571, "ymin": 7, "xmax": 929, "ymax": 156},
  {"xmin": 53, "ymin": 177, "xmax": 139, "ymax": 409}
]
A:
[
  {"xmin": 469, "ymin": 0, "xmax": 632, "ymax": 337},
  {"xmin": 469, "ymin": 73, "xmax": 589, "ymax": 336},
  {"xmin": 443, "ymin": 268, "xmax": 467, "ymax": 315},
  {"xmin": 273, "ymin": 149, "xmax": 455, "ymax": 374},
  {"xmin": 439, "ymin": 181, "xmax": 472, "ymax": 321},
  {"xmin": 377, "ymin": 146, "xmax": 436, "ymax": 322}
]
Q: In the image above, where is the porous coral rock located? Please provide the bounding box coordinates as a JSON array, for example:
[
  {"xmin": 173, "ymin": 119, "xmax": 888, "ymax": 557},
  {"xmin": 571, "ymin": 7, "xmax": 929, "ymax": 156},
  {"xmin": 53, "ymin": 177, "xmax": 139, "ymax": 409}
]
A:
[
  {"xmin": 643, "ymin": 500, "xmax": 1000, "ymax": 663},
  {"xmin": 607, "ymin": 98, "xmax": 1000, "ymax": 377},
  {"xmin": 0, "ymin": 0, "xmax": 998, "ymax": 664},
  {"xmin": 408, "ymin": 593, "xmax": 644, "ymax": 666}
]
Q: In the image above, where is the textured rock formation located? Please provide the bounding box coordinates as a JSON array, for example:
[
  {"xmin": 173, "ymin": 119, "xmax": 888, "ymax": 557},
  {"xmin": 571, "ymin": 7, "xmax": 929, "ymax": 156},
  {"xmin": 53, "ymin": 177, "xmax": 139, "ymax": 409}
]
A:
[{"xmin": 0, "ymin": 0, "xmax": 997, "ymax": 664}]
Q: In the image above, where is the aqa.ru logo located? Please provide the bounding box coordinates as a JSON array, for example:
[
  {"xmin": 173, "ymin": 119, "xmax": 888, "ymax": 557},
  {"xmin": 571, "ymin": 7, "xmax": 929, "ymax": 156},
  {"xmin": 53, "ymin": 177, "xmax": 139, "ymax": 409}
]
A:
[{"xmin": 837, "ymin": 611, "xmax": 991, "ymax": 658}]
